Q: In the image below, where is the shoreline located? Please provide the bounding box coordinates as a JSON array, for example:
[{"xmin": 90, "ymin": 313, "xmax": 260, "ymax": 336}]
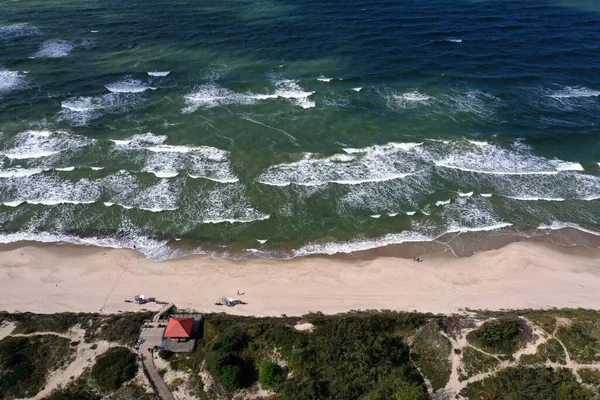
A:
[{"xmin": 1, "ymin": 237, "xmax": 600, "ymax": 316}]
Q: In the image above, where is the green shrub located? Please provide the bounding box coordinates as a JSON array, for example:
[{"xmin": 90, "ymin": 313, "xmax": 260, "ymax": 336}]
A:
[
  {"xmin": 0, "ymin": 335, "xmax": 73, "ymax": 399},
  {"xmin": 461, "ymin": 366, "xmax": 593, "ymax": 399},
  {"xmin": 467, "ymin": 318, "xmax": 522, "ymax": 355},
  {"xmin": 258, "ymin": 361, "xmax": 283, "ymax": 389},
  {"xmin": 158, "ymin": 350, "xmax": 173, "ymax": 360},
  {"xmin": 91, "ymin": 347, "xmax": 138, "ymax": 392},
  {"xmin": 410, "ymin": 320, "xmax": 452, "ymax": 391},
  {"xmin": 206, "ymin": 350, "xmax": 230, "ymax": 376},
  {"xmin": 219, "ymin": 364, "xmax": 243, "ymax": 389},
  {"xmin": 458, "ymin": 346, "xmax": 500, "ymax": 381},
  {"xmin": 85, "ymin": 313, "xmax": 152, "ymax": 346}
]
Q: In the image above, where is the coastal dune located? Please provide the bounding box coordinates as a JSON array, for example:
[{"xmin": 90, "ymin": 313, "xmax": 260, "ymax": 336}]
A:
[{"xmin": 1, "ymin": 241, "xmax": 600, "ymax": 316}]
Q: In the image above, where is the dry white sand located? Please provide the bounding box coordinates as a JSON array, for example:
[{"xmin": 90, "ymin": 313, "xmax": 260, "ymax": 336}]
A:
[{"xmin": 1, "ymin": 241, "xmax": 599, "ymax": 316}]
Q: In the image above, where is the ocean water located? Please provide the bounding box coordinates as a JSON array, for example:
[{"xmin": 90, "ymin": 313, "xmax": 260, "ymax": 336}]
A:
[{"xmin": 1, "ymin": 0, "xmax": 599, "ymax": 260}]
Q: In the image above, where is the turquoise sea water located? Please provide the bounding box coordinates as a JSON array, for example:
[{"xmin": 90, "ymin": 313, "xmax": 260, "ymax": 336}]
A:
[{"xmin": 1, "ymin": 0, "xmax": 599, "ymax": 259}]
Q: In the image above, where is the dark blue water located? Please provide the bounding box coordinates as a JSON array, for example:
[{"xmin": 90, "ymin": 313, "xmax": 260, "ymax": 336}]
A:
[{"xmin": 0, "ymin": 0, "xmax": 599, "ymax": 259}]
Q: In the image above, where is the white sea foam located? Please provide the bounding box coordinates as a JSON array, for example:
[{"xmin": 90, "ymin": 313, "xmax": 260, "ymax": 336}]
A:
[
  {"xmin": 147, "ymin": 71, "xmax": 170, "ymax": 77},
  {"xmin": 2, "ymin": 201, "xmax": 23, "ymax": 207},
  {"xmin": 202, "ymin": 215, "xmax": 270, "ymax": 224},
  {"xmin": 458, "ymin": 191, "xmax": 473, "ymax": 197},
  {"xmin": 31, "ymin": 40, "xmax": 75, "ymax": 58},
  {"xmin": 390, "ymin": 90, "xmax": 432, "ymax": 109},
  {"xmin": 555, "ymin": 161, "xmax": 584, "ymax": 171},
  {"xmin": 105, "ymin": 78, "xmax": 155, "ymax": 93},
  {"xmin": 147, "ymin": 171, "xmax": 179, "ymax": 178},
  {"xmin": 406, "ymin": 211, "xmax": 416, "ymax": 215},
  {"xmin": 0, "ymin": 23, "xmax": 40, "ymax": 41},
  {"xmin": 55, "ymin": 167, "xmax": 75, "ymax": 171},
  {"xmin": 90, "ymin": 167, "xmax": 104, "ymax": 170},
  {"xmin": 435, "ymin": 199, "xmax": 451, "ymax": 206},
  {"xmin": 505, "ymin": 196, "xmax": 566, "ymax": 202},
  {"xmin": 0, "ymin": 168, "xmax": 45, "ymax": 178},
  {"xmin": 445, "ymin": 38, "xmax": 462, "ymax": 43},
  {"xmin": 548, "ymin": 86, "xmax": 600, "ymax": 99},
  {"xmin": 388, "ymin": 212, "xmax": 398, "ymax": 217},
  {"xmin": 184, "ymin": 79, "xmax": 315, "ymax": 112},
  {"xmin": 480, "ymin": 193, "xmax": 492, "ymax": 197},
  {"xmin": 257, "ymin": 239, "xmax": 267, "ymax": 244},
  {"xmin": 317, "ymin": 76, "xmax": 332, "ymax": 82},
  {"xmin": 60, "ymin": 93, "xmax": 132, "ymax": 126},
  {"xmin": 108, "ymin": 133, "xmax": 239, "ymax": 183},
  {"xmin": 446, "ymin": 222, "xmax": 512, "ymax": 233},
  {"xmin": 0, "ymin": 130, "xmax": 90, "ymax": 160},
  {"xmin": 353, "ymin": 87, "xmax": 362, "ymax": 92},
  {"xmin": 0, "ymin": 68, "xmax": 26, "ymax": 96},
  {"xmin": 265, "ymin": 79, "xmax": 315, "ymax": 109},
  {"xmin": 259, "ymin": 142, "xmax": 423, "ymax": 187},
  {"xmin": 183, "ymin": 83, "xmax": 255, "ymax": 112},
  {"xmin": 1, "ymin": 175, "xmax": 101, "ymax": 206},
  {"xmin": 188, "ymin": 174, "xmax": 239, "ymax": 183},
  {"xmin": 0, "ymin": 230, "xmax": 171, "ymax": 261},
  {"xmin": 370, "ymin": 214, "xmax": 381, "ymax": 218},
  {"xmin": 293, "ymin": 231, "xmax": 432, "ymax": 257},
  {"xmin": 537, "ymin": 221, "xmax": 600, "ymax": 236},
  {"xmin": 102, "ymin": 171, "xmax": 179, "ymax": 212}
]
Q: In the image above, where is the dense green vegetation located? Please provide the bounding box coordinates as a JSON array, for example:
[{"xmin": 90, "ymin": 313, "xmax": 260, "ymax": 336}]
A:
[
  {"xmin": 258, "ymin": 361, "xmax": 283, "ymax": 389},
  {"xmin": 458, "ymin": 346, "xmax": 500, "ymax": 381},
  {"xmin": 410, "ymin": 320, "xmax": 452, "ymax": 391},
  {"xmin": 0, "ymin": 335, "xmax": 73, "ymax": 399},
  {"xmin": 0, "ymin": 311, "xmax": 153, "ymax": 346},
  {"xmin": 520, "ymin": 338, "xmax": 567, "ymax": 365},
  {"xmin": 467, "ymin": 317, "xmax": 525, "ymax": 355},
  {"xmin": 525, "ymin": 309, "xmax": 600, "ymax": 364},
  {"xmin": 91, "ymin": 347, "xmax": 138, "ymax": 391},
  {"xmin": 461, "ymin": 366, "xmax": 594, "ymax": 400},
  {"xmin": 5, "ymin": 309, "xmax": 600, "ymax": 399},
  {"xmin": 578, "ymin": 368, "xmax": 600, "ymax": 386},
  {"xmin": 169, "ymin": 311, "xmax": 426, "ymax": 399}
]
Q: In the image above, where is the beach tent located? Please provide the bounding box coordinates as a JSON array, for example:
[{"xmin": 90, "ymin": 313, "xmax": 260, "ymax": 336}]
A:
[
  {"xmin": 163, "ymin": 317, "xmax": 194, "ymax": 339},
  {"xmin": 134, "ymin": 294, "xmax": 145, "ymax": 304}
]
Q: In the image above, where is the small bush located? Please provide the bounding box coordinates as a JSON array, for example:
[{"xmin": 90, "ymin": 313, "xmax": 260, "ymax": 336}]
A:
[
  {"xmin": 258, "ymin": 361, "xmax": 283, "ymax": 389},
  {"xmin": 91, "ymin": 347, "xmax": 138, "ymax": 392},
  {"xmin": 158, "ymin": 350, "xmax": 173, "ymax": 360},
  {"xmin": 219, "ymin": 364, "xmax": 243, "ymax": 389},
  {"xmin": 0, "ymin": 335, "xmax": 73, "ymax": 399},
  {"xmin": 467, "ymin": 318, "xmax": 522, "ymax": 355}
]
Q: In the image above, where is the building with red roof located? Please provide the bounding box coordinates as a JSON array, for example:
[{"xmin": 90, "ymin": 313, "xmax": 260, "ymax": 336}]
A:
[{"xmin": 163, "ymin": 317, "xmax": 194, "ymax": 339}]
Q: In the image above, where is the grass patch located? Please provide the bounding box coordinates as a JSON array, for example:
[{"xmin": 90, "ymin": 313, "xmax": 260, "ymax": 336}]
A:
[
  {"xmin": 458, "ymin": 346, "xmax": 500, "ymax": 381},
  {"xmin": 85, "ymin": 312, "xmax": 153, "ymax": 346},
  {"xmin": 466, "ymin": 317, "xmax": 527, "ymax": 355},
  {"xmin": 91, "ymin": 347, "xmax": 138, "ymax": 392},
  {"xmin": 555, "ymin": 322, "xmax": 600, "ymax": 364},
  {"xmin": 0, "ymin": 335, "xmax": 74, "ymax": 399},
  {"xmin": 578, "ymin": 368, "xmax": 600, "ymax": 386},
  {"xmin": 461, "ymin": 366, "xmax": 594, "ymax": 400},
  {"xmin": 520, "ymin": 339, "xmax": 566, "ymax": 365},
  {"xmin": 410, "ymin": 320, "xmax": 451, "ymax": 391},
  {"xmin": 5, "ymin": 312, "xmax": 84, "ymax": 334}
]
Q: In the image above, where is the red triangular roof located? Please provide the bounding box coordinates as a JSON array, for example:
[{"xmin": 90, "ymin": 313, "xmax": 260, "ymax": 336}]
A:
[{"xmin": 164, "ymin": 317, "xmax": 194, "ymax": 338}]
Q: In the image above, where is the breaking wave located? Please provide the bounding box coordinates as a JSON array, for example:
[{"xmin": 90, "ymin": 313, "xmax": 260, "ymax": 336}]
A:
[
  {"xmin": 31, "ymin": 40, "xmax": 75, "ymax": 58},
  {"xmin": 105, "ymin": 78, "xmax": 155, "ymax": 93},
  {"xmin": 183, "ymin": 79, "xmax": 315, "ymax": 112}
]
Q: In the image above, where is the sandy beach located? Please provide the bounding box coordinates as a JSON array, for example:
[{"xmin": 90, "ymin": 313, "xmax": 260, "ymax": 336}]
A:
[{"xmin": 1, "ymin": 240, "xmax": 600, "ymax": 316}]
